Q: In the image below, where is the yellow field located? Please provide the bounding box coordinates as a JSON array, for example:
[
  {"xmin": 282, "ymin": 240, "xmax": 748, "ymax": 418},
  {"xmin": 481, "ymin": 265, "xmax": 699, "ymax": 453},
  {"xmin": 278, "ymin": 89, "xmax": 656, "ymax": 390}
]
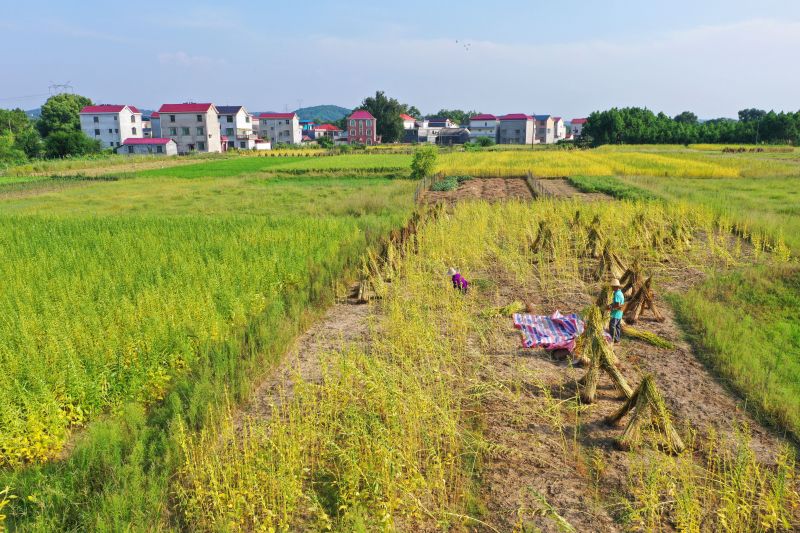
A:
[{"xmin": 435, "ymin": 148, "xmax": 800, "ymax": 178}]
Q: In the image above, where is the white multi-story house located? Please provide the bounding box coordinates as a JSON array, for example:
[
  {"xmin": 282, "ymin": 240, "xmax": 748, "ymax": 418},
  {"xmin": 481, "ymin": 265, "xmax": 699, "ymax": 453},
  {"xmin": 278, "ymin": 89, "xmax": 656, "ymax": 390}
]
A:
[
  {"xmin": 400, "ymin": 113, "xmax": 416, "ymax": 130},
  {"xmin": 468, "ymin": 114, "xmax": 500, "ymax": 142},
  {"xmin": 217, "ymin": 106, "xmax": 258, "ymax": 150},
  {"xmin": 570, "ymin": 118, "xmax": 588, "ymax": 138},
  {"xmin": 534, "ymin": 115, "xmax": 555, "ymax": 144},
  {"xmin": 79, "ymin": 105, "xmax": 143, "ymax": 149},
  {"xmin": 553, "ymin": 117, "xmax": 566, "ymax": 141},
  {"xmin": 158, "ymin": 103, "xmax": 222, "ymax": 153},
  {"xmin": 258, "ymin": 113, "xmax": 302, "ymax": 145}
]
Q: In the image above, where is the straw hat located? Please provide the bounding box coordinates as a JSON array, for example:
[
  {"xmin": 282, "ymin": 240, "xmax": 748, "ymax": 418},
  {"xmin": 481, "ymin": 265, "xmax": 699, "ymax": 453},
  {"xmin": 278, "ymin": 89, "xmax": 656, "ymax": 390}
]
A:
[
  {"xmin": 610, "ymin": 278, "xmax": 622, "ymax": 288},
  {"xmin": 447, "ymin": 267, "xmax": 458, "ymax": 277}
]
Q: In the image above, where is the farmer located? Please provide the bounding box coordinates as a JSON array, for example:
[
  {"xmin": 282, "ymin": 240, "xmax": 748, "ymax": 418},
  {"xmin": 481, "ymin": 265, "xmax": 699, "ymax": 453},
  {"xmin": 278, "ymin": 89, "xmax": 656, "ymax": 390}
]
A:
[
  {"xmin": 607, "ymin": 278, "xmax": 624, "ymax": 342},
  {"xmin": 447, "ymin": 267, "xmax": 469, "ymax": 294}
]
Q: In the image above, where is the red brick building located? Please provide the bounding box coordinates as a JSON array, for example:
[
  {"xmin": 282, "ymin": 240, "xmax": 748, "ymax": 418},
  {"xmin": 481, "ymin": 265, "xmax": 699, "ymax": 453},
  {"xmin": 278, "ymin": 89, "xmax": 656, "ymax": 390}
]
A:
[{"xmin": 346, "ymin": 109, "xmax": 379, "ymax": 145}]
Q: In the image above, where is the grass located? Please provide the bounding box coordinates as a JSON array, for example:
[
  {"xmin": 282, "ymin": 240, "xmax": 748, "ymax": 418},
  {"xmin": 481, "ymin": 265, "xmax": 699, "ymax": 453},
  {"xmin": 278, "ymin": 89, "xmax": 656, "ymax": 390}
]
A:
[
  {"xmin": 568, "ymin": 175, "xmax": 656, "ymax": 201},
  {"xmin": 620, "ymin": 175, "xmax": 800, "ymax": 254},
  {"xmin": 0, "ymin": 172, "xmax": 414, "ymax": 530},
  {"xmin": 670, "ymin": 265, "xmax": 800, "ymax": 441}
]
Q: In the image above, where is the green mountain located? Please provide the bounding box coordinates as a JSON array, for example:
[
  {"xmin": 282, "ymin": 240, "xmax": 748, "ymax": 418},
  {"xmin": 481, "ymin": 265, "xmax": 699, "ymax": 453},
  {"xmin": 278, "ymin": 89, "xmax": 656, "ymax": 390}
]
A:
[{"xmin": 294, "ymin": 105, "xmax": 351, "ymax": 123}]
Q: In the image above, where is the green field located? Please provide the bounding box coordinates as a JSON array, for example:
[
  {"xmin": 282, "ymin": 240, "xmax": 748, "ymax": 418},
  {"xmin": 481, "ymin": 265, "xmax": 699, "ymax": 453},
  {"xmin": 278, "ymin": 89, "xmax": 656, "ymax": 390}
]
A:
[{"xmin": 0, "ymin": 170, "xmax": 415, "ymax": 530}]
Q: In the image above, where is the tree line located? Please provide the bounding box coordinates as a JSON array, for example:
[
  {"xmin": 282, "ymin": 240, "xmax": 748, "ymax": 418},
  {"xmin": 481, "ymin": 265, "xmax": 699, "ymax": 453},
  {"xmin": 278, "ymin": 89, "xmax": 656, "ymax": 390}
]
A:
[
  {"xmin": 581, "ymin": 107, "xmax": 799, "ymax": 146},
  {"xmin": 0, "ymin": 93, "xmax": 102, "ymax": 165}
]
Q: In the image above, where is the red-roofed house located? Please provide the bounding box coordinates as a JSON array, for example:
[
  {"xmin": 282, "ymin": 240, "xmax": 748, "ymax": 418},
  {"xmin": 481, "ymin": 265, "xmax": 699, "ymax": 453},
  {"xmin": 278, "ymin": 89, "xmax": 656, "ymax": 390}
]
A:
[
  {"xmin": 116, "ymin": 137, "xmax": 177, "ymax": 156},
  {"xmin": 311, "ymin": 123, "xmax": 343, "ymax": 141},
  {"xmin": 258, "ymin": 112, "xmax": 301, "ymax": 145},
  {"xmin": 347, "ymin": 110, "xmax": 379, "ymax": 145},
  {"xmin": 497, "ymin": 114, "xmax": 534, "ymax": 145},
  {"xmin": 158, "ymin": 103, "xmax": 222, "ymax": 153},
  {"xmin": 468, "ymin": 114, "xmax": 499, "ymax": 142},
  {"xmin": 400, "ymin": 113, "xmax": 416, "ymax": 130},
  {"xmin": 570, "ymin": 118, "xmax": 588, "ymax": 137},
  {"xmin": 79, "ymin": 105, "xmax": 143, "ymax": 149}
]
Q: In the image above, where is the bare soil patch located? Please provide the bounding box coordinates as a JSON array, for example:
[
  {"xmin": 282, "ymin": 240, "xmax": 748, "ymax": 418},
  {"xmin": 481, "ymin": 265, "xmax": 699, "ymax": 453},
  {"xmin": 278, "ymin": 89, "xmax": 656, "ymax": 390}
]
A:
[
  {"xmin": 422, "ymin": 178, "xmax": 534, "ymax": 204},
  {"xmin": 470, "ymin": 260, "xmax": 796, "ymax": 532}
]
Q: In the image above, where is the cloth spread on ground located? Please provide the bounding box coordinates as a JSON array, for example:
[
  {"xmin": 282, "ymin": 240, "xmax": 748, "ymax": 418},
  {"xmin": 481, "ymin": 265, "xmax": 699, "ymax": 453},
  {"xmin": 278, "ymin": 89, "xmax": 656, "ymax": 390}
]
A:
[{"xmin": 513, "ymin": 311, "xmax": 610, "ymax": 352}]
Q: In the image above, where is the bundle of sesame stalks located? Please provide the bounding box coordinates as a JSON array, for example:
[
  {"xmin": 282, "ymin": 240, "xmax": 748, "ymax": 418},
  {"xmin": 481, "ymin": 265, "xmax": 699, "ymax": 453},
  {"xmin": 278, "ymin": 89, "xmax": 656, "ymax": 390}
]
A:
[
  {"xmin": 622, "ymin": 325, "xmax": 675, "ymax": 349},
  {"xmin": 480, "ymin": 300, "xmax": 526, "ymax": 318}
]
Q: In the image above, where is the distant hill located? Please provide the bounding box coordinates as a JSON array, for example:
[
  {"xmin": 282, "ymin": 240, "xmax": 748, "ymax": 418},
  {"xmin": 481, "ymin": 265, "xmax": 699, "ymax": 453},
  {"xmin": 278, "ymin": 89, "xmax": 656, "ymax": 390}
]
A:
[{"xmin": 294, "ymin": 105, "xmax": 351, "ymax": 123}]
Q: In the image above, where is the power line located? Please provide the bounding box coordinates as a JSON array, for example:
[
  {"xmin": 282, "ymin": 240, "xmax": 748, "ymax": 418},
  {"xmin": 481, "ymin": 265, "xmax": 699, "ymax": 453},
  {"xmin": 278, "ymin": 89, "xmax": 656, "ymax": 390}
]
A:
[{"xmin": 0, "ymin": 92, "xmax": 52, "ymax": 102}]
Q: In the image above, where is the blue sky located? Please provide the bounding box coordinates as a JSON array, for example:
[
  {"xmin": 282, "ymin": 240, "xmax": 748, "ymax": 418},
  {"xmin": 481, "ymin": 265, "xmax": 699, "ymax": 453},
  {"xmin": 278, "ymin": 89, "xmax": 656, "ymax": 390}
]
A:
[{"xmin": 1, "ymin": 0, "xmax": 799, "ymax": 118}]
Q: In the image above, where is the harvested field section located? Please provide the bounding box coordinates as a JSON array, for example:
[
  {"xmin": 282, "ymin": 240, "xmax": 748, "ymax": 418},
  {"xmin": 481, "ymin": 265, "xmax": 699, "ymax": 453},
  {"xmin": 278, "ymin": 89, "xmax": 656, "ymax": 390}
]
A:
[{"xmin": 421, "ymin": 177, "xmax": 533, "ymax": 204}]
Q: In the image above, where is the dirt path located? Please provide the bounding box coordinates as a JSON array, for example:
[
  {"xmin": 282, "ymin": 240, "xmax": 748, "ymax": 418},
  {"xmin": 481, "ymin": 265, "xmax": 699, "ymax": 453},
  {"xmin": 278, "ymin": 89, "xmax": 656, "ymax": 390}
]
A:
[
  {"xmin": 470, "ymin": 260, "xmax": 795, "ymax": 532},
  {"xmin": 237, "ymin": 291, "xmax": 373, "ymax": 424}
]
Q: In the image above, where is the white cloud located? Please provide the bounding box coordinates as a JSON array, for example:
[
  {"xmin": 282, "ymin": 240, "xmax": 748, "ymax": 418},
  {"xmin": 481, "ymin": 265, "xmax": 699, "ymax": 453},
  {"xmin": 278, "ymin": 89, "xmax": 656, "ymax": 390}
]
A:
[{"xmin": 157, "ymin": 51, "xmax": 225, "ymax": 68}]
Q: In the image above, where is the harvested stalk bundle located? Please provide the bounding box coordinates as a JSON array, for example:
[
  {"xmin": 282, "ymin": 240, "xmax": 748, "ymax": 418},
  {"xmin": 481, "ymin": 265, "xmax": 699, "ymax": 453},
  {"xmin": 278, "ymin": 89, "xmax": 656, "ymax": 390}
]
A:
[
  {"xmin": 622, "ymin": 325, "xmax": 674, "ymax": 349},
  {"xmin": 623, "ymin": 277, "xmax": 665, "ymax": 324},
  {"xmin": 619, "ymin": 258, "xmax": 643, "ymax": 297},
  {"xmin": 586, "ymin": 224, "xmax": 604, "ymax": 258},
  {"xmin": 571, "ymin": 209, "xmax": 583, "ymax": 229},
  {"xmin": 530, "ymin": 220, "xmax": 556, "ymax": 256},
  {"xmin": 605, "ymin": 374, "xmax": 685, "ymax": 454},
  {"xmin": 577, "ymin": 306, "xmax": 632, "ymax": 403},
  {"xmin": 480, "ymin": 301, "xmax": 526, "ymax": 318},
  {"xmin": 595, "ymin": 284, "xmax": 612, "ymax": 314},
  {"xmin": 593, "ymin": 241, "xmax": 628, "ymax": 281}
]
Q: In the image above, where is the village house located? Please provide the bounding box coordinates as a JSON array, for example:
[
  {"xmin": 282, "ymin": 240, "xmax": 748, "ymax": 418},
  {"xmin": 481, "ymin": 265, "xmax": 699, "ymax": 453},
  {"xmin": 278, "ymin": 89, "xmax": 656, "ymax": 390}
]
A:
[
  {"xmin": 347, "ymin": 110, "xmax": 379, "ymax": 145},
  {"xmin": 426, "ymin": 117, "xmax": 458, "ymax": 128},
  {"xmin": 534, "ymin": 115, "xmax": 555, "ymax": 144},
  {"xmin": 553, "ymin": 117, "xmax": 566, "ymax": 141},
  {"xmin": 468, "ymin": 114, "xmax": 499, "ymax": 142},
  {"xmin": 79, "ymin": 105, "xmax": 143, "ymax": 149},
  {"xmin": 497, "ymin": 114, "xmax": 534, "ymax": 144},
  {"xmin": 259, "ymin": 112, "xmax": 302, "ymax": 145},
  {"xmin": 400, "ymin": 113, "xmax": 416, "ymax": 129},
  {"xmin": 158, "ymin": 103, "xmax": 222, "ymax": 154},
  {"xmin": 116, "ymin": 137, "xmax": 177, "ymax": 156},
  {"xmin": 149, "ymin": 111, "xmax": 161, "ymax": 138},
  {"xmin": 570, "ymin": 118, "xmax": 588, "ymax": 137},
  {"xmin": 436, "ymin": 128, "xmax": 471, "ymax": 146},
  {"xmin": 217, "ymin": 105, "xmax": 258, "ymax": 150},
  {"xmin": 311, "ymin": 124, "xmax": 343, "ymax": 141}
]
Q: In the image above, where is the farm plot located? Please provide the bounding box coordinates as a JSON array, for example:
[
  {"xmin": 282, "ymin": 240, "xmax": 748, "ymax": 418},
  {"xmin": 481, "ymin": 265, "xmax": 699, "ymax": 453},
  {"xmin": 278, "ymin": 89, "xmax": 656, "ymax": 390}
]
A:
[{"xmin": 177, "ymin": 199, "xmax": 799, "ymax": 531}]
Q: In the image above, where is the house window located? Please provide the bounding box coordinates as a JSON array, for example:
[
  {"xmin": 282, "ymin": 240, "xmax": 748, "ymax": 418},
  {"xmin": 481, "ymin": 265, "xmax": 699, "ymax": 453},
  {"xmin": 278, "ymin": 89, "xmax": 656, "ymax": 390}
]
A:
[
  {"xmin": 113, "ymin": 116, "xmax": 117, "ymax": 121},
  {"xmin": 226, "ymin": 128, "xmax": 234, "ymax": 136},
  {"xmin": 156, "ymin": 146, "xmax": 163, "ymax": 153},
  {"xmin": 240, "ymin": 141, "xmax": 246, "ymax": 148},
  {"xmin": 108, "ymin": 128, "xmax": 113, "ymax": 133},
  {"xmin": 197, "ymin": 141, "xmax": 205, "ymax": 150},
  {"xmin": 132, "ymin": 127, "xmax": 137, "ymax": 134},
  {"xmin": 94, "ymin": 129, "xmax": 100, "ymax": 135},
  {"xmin": 169, "ymin": 127, "xmax": 177, "ymax": 135},
  {"xmin": 115, "ymin": 129, "xmax": 118, "ymax": 133},
  {"xmin": 181, "ymin": 127, "xmax": 190, "ymax": 135},
  {"xmin": 245, "ymin": 116, "xmax": 250, "ymax": 123},
  {"xmin": 196, "ymin": 127, "xmax": 204, "ymax": 135},
  {"xmin": 350, "ymin": 120, "xmax": 355, "ymax": 126},
  {"xmin": 127, "ymin": 146, "xmax": 134, "ymax": 154},
  {"xmin": 170, "ymin": 115, "xmax": 176, "ymax": 122},
  {"xmin": 226, "ymin": 115, "xmax": 233, "ymax": 123},
  {"xmin": 285, "ymin": 120, "xmax": 290, "ymax": 125},
  {"xmin": 350, "ymin": 129, "xmax": 355, "ymax": 136},
  {"xmin": 131, "ymin": 115, "xmax": 136, "ymax": 123},
  {"xmin": 196, "ymin": 115, "xmax": 202, "ymax": 122},
  {"xmin": 109, "ymin": 141, "xmax": 115, "ymax": 147},
  {"xmin": 93, "ymin": 116, "xmax": 99, "ymax": 123}
]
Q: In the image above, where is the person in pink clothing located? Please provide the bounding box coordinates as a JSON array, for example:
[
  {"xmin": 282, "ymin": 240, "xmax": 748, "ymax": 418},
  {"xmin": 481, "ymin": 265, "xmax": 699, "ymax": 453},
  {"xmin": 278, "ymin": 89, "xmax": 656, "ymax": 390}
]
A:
[{"xmin": 447, "ymin": 267, "xmax": 469, "ymax": 294}]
